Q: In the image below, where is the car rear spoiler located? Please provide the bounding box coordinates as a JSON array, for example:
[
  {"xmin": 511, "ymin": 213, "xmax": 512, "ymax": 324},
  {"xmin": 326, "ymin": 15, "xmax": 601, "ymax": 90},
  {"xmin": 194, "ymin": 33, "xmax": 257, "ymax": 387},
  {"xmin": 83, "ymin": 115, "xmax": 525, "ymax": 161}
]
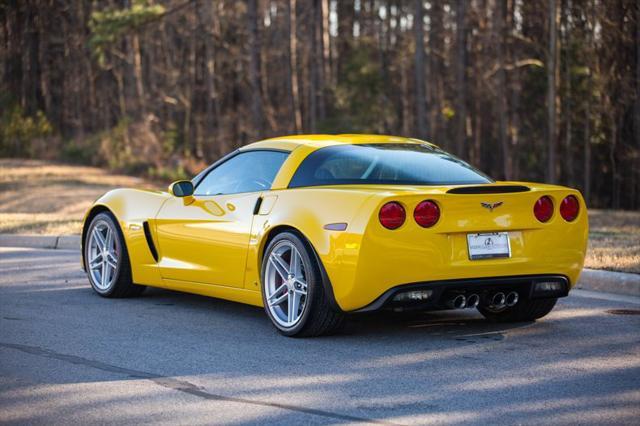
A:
[{"xmin": 447, "ymin": 185, "xmax": 530, "ymax": 194}]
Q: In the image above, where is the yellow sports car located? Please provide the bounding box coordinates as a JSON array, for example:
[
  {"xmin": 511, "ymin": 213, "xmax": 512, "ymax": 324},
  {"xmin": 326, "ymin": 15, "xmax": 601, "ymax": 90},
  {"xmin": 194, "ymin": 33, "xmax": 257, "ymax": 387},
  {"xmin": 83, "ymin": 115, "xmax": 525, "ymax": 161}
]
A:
[{"xmin": 82, "ymin": 135, "xmax": 588, "ymax": 336}]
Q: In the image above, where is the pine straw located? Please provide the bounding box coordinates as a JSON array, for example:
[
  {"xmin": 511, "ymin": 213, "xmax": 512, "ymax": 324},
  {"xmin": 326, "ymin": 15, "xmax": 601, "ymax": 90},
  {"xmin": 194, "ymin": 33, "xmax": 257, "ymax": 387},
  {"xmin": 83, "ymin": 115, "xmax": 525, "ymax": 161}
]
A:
[
  {"xmin": 0, "ymin": 159, "xmax": 159, "ymax": 236},
  {"xmin": 585, "ymin": 209, "xmax": 640, "ymax": 274},
  {"xmin": 1, "ymin": 159, "xmax": 638, "ymax": 273}
]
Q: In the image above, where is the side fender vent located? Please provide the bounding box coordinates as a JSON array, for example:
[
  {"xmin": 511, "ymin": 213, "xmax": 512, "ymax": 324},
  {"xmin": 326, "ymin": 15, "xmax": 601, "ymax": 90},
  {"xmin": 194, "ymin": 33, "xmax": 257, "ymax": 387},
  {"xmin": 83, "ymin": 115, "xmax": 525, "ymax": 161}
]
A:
[
  {"xmin": 253, "ymin": 196, "xmax": 263, "ymax": 215},
  {"xmin": 447, "ymin": 185, "xmax": 530, "ymax": 194},
  {"xmin": 143, "ymin": 221, "xmax": 158, "ymax": 262}
]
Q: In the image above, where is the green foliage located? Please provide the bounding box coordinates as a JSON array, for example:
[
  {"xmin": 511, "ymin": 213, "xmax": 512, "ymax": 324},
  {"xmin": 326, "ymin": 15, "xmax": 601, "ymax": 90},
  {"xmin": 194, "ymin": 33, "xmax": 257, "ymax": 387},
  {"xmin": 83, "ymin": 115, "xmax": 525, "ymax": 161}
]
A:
[
  {"xmin": 89, "ymin": 0, "xmax": 165, "ymax": 65},
  {"xmin": 61, "ymin": 133, "xmax": 102, "ymax": 165},
  {"xmin": 96, "ymin": 119, "xmax": 150, "ymax": 174},
  {"xmin": 148, "ymin": 164, "xmax": 189, "ymax": 182},
  {"xmin": 0, "ymin": 103, "xmax": 53, "ymax": 157},
  {"xmin": 160, "ymin": 122, "xmax": 181, "ymax": 156},
  {"xmin": 441, "ymin": 105, "xmax": 455, "ymax": 121},
  {"xmin": 320, "ymin": 42, "xmax": 392, "ymax": 133}
]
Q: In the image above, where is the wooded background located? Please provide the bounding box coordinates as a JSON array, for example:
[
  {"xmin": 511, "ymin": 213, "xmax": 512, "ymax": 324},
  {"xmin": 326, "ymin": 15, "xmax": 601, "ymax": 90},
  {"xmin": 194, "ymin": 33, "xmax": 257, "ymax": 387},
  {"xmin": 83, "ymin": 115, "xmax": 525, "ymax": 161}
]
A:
[{"xmin": 1, "ymin": 0, "xmax": 639, "ymax": 209}]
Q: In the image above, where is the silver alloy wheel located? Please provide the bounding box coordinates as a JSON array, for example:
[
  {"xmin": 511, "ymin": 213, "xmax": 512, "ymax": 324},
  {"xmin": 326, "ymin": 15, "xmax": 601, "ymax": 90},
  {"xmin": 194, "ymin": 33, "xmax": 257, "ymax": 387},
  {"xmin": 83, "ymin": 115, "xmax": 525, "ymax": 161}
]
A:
[
  {"xmin": 87, "ymin": 219, "xmax": 119, "ymax": 291},
  {"xmin": 264, "ymin": 241, "xmax": 308, "ymax": 328}
]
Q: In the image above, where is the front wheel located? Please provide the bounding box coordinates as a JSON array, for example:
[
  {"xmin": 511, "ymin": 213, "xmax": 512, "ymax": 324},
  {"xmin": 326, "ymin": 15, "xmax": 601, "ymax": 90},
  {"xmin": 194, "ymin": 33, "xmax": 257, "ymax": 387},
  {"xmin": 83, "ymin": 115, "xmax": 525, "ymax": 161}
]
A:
[
  {"xmin": 84, "ymin": 212, "xmax": 145, "ymax": 298},
  {"xmin": 261, "ymin": 232, "xmax": 344, "ymax": 337},
  {"xmin": 477, "ymin": 298, "xmax": 558, "ymax": 322}
]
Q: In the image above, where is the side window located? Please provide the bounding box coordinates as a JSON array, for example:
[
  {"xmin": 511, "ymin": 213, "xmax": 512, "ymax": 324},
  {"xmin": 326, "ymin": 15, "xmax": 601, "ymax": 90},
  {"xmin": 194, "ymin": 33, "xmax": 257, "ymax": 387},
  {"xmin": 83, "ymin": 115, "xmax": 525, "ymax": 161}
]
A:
[{"xmin": 194, "ymin": 150, "xmax": 289, "ymax": 196}]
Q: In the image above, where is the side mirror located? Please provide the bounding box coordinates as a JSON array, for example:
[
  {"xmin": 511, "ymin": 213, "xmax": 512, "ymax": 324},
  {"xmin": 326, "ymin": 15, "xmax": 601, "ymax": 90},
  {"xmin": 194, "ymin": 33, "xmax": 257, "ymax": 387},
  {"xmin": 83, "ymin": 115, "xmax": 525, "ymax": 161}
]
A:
[{"xmin": 169, "ymin": 180, "xmax": 194, "ymax": 197}]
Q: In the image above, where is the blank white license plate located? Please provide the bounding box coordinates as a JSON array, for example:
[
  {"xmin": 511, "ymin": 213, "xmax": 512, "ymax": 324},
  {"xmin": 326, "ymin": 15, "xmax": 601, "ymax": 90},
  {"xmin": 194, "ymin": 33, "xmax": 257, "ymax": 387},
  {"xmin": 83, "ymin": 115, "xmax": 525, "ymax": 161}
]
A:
[{"xmin": 467, "ymin": 232, "xmax": 511, "ymax": 260}]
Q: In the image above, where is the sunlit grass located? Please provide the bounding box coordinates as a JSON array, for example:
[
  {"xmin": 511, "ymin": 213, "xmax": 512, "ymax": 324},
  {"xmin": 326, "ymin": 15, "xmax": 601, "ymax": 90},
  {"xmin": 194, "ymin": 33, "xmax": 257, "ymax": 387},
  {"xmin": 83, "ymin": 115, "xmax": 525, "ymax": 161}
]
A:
[
  {"xmin": 0, "ymin": 159, "xmax": 160, "ymax": 235},
  {"xmin": 586, "ymin": 209, "xmax": 640, "ymax": 273}
]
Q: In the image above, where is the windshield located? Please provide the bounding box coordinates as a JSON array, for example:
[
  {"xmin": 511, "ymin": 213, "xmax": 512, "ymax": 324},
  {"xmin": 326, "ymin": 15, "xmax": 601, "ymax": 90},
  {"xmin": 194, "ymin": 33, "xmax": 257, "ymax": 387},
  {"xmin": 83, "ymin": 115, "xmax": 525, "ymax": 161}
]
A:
[{"xmin": 288, "ymin": 143, "xmax": 492, "ymax": 188}]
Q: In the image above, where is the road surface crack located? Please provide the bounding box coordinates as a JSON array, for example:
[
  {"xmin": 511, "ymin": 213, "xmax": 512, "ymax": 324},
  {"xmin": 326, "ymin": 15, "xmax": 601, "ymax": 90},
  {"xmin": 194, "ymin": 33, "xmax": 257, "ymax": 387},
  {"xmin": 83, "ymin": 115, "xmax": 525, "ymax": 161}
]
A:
[{"xmin": 0, "ymin": 341, "xmax": 402, "ymax": 425}]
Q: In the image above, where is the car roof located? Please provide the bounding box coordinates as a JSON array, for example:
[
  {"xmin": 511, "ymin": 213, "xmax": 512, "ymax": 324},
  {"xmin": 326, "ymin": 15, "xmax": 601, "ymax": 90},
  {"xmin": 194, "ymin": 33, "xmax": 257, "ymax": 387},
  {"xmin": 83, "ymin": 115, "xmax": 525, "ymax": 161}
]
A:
[{"xmin": 241, "ymin": 134, "xmax": 437, "ymax": 152}]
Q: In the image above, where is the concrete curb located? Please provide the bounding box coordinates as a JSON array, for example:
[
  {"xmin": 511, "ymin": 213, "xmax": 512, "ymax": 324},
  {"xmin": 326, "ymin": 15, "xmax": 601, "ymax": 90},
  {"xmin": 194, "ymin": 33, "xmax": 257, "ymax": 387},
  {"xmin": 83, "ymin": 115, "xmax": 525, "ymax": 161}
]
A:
[
  {"xmin": 0, "ymin": 234, "xmax": 81, "ymax": 250},
  {"xmin": 576, "ymin": 268, "xmax": 640, "ymax": 298},
  {"xmin": 1, "ymin": 234, "xmax": 638, "ymax": 297}
]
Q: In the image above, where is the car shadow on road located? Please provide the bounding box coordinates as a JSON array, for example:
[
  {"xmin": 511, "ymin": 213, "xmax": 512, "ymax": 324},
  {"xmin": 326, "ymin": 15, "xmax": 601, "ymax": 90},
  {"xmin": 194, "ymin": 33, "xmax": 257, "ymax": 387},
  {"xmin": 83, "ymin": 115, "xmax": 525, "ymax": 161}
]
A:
[{"xmin": 2, "ymin": 270, "xmax": 640, "ymax": 425}]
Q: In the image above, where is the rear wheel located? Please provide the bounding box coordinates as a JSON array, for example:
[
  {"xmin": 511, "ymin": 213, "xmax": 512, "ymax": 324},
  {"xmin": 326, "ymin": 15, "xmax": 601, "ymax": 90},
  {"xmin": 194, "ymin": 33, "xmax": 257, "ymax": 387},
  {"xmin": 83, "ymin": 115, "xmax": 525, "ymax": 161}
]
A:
[
  {"xmin": 84, "ymin": 212, "xmax": 145, "ymax": 298},
  {"xmin": 477, "ymin": 298, "xmax": 558, "ymax": 322},
  {"xmin": 261, "ymin": 232, "xmax": 344, "ymax": 337}
]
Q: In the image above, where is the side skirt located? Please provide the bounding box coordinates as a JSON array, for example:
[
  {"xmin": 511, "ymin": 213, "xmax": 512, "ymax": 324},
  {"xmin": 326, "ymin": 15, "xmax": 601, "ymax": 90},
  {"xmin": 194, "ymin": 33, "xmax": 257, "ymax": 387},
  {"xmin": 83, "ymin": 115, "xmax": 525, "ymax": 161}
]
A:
[{"xmin": 148, "ymin": 278, "xmax": 264, "ymax": 308}]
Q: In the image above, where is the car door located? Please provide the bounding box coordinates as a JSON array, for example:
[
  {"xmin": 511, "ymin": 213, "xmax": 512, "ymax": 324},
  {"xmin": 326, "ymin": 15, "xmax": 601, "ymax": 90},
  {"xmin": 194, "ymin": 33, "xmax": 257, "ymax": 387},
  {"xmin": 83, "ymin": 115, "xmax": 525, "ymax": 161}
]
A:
[{"xmin": 154, "ymin": 150, "xmax": 289, "ymax": 287}]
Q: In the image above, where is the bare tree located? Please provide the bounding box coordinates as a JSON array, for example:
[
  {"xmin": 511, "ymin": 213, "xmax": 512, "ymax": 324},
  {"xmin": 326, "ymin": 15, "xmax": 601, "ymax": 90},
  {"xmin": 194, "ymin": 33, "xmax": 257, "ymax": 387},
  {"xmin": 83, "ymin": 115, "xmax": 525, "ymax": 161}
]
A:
[
  {"xmin": 247, "ymin": 0, "xmax": 265, "ymax": 138},
  {"xmin": 285, "ymin": 0, "xmax": 302, "ymax": 133},
  {"xmin": 635, "ymin": 0, "xmax": 640, "ymax": 208},
  {"xmin": 547, "ymin": 0, "xmax": 559, "ymax": 182},
  {"xmin": 495, "ymin": 0, "xmax": 511, "ymax": 179},
  {"xmin": 1, "ymin": 0, "xmax": 638, "ymax": 208},
  {"xmin": 414, "ymin": 0, "xmax": 428, "ymax": 139}
]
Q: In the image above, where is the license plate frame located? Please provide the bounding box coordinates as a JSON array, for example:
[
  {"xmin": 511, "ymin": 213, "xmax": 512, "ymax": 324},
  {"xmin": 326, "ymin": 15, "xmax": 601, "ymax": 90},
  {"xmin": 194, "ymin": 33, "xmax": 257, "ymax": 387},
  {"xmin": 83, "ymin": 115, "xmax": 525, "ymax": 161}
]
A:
[{"xmin": 467, "ymin": 232, "xmax": 511, "ymax": 260}]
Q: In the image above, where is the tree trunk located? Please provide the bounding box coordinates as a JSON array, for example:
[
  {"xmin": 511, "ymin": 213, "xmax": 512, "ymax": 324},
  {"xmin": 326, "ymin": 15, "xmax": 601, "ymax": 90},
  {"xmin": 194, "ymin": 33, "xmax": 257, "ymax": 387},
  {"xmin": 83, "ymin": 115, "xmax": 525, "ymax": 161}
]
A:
[
  {"xmin": 200, "ymin": 0, "xmax": 220, "ymax": 156},
  {"xmin": 428, "ymin": 0, "xmax": 443, "ymax": 145},
  {"xmin": 454, "ymin": 0, "xmax": 467, "ymax": 158},
  {"xmin": 414, "ymin": 0, "xmax": 428, "ymax": 139},
  {"xmin": 583, "ymin": 87, "xmax": 591, "ymax": 204},
  {"xmin": 308, "ymin": 0, "xmax": 318, "ymax": 132},
  {"xmin": 495, "ymin": 0, "xmax": 511, "ymax": 179},
  {"xmin": 314, "ymin": 0, "xmax": 326, "ymax": 122},
  {"xmin": 507, "ymin": 0, "xmax": 521, "ymax": 178},
  {"xmin": 132, "ymin": 34, "xmax": 145, "ymax": 116},
  {"xmin": 247, "ymin": 0, "xmax": 264, "ymax": 138},
  {"xmin": 190, "ymin": 1, "xmax": 202, "ymax": 158},
  {"xmin": 380, "ymin": 0, "xmax": 393, "ymax": 132},
  {"xmin": 285, "ymin": 0, "xmax": 302, "ymax": 133},
  {"xmin": 546, "ymin": 0, "xmax": 559, "ymax": 182},
  {"xmin": 609, "ymin": 118, "xmax": 618, "ymax": 208},
  {"xmin": 336, "ymin": 0, "xmax": 354, "ymax": 82},
  {"xmin": 563, "ymin": 38, "xmax": 574, "ymax": 187},
  {"xmin": 321, "ymin": 0, "xmax": 331, "ymax": 88},
  {"xmin": 635, "ymin": 0, "xmax": 640, "ymax": 208}
]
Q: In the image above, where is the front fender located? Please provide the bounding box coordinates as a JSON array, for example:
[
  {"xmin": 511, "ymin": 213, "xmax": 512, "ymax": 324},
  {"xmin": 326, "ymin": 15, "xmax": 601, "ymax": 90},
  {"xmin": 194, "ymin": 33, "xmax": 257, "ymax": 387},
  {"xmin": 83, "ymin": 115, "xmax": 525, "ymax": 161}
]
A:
[{"xmin": 81, "ymin": 188, "xmax": 170, "ymax": 285}]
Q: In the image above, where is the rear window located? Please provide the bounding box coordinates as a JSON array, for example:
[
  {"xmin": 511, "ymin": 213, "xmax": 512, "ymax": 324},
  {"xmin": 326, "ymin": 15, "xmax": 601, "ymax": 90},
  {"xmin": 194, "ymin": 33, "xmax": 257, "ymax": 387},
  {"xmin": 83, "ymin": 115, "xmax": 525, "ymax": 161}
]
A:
[{"xmin": 288, "ymin": 144, "xmax": 492, "ymax": 188}]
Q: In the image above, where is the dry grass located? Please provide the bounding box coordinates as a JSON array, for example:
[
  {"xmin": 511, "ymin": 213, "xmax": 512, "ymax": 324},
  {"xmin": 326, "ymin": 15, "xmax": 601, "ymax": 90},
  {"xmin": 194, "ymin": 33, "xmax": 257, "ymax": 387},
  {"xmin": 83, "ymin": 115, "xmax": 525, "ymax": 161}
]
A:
[
  {"xmin": 1, "ymin": 159, "xmax": 638, "ymax": 274},
  {"xmin": 585, "ymin": 209, "xmax": 640, "ymax": 274},
  {"xmin": 0, "ymin": 159, "xmax": 160, "ymax": 235}
]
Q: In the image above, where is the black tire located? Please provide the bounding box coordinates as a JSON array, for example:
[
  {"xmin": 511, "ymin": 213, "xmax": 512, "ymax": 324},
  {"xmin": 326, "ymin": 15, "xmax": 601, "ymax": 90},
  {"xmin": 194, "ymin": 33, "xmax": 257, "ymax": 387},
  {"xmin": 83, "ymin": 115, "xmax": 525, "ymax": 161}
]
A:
[
  {"xmin": 261, "ymin": 232, "xmax": 344, "ymax": 337},
  {"xmin": 84, "ymin": 212, "xmax": 145, "ymax": 298},
  {"xmin": 477, "ymin": 297, "xmax": 558, "ymax": 322}
]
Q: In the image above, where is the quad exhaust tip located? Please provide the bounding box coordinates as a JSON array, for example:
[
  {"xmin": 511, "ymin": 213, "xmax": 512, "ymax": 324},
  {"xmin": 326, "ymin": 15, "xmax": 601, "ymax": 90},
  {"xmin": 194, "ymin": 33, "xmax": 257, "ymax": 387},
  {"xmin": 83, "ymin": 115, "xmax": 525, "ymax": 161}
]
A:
[
  {"xmin": 446, "ymin": 292, "xmax": 513, "ymax": 310},
  {"xmin": 505, "ymin": 291, "xmax": 519, "ymax": 307},
  {"xmin": 491, "ymin": 292, "xmax": 506, "ymax": 307},
  {"xmin": 466, "ymin": 294, "xmax": 480, "ymax": 308},
  {"xmin": 446, "ymin": 294, "xmax": 467, "ymax": 309}
]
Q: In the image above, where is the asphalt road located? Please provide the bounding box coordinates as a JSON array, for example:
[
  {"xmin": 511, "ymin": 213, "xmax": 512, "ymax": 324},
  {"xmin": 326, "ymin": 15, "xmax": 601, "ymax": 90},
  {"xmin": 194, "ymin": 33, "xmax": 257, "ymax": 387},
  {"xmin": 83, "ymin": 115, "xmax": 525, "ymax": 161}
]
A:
[{"xmin": 1, "ymin": 247, "xmax": 639, "ymax": 425}]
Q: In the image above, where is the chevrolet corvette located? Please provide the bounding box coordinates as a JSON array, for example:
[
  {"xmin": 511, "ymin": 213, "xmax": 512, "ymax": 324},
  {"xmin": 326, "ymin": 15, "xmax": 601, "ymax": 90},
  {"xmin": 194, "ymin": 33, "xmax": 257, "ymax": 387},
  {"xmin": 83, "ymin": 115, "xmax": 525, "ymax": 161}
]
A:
[{"xmin": 82, "ymin": 134, "xmax": 588, "ymax": 336}]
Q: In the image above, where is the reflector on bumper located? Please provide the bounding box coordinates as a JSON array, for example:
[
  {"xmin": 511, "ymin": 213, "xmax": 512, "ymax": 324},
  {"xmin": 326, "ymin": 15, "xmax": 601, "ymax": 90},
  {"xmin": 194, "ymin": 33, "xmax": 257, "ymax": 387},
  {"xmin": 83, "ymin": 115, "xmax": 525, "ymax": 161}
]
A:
[
  {"xmin": 532, "ymin": 279, "xmax": 568, "ymax": 298},
  {"xmin": 392, "ymin": 290, "xmax": 434, "ymax": 302}
]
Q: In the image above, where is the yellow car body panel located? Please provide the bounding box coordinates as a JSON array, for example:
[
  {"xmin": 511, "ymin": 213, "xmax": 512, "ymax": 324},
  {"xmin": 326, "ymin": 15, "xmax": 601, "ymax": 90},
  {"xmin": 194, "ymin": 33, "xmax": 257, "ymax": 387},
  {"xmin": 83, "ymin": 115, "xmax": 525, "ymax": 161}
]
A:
[
  {"xmin": 82, "ymin": 135, "xmax": 588, "ymax": 312},
  {"xmin": 153, "ymin": 192, "xmax": 259, "ymax": 287}
]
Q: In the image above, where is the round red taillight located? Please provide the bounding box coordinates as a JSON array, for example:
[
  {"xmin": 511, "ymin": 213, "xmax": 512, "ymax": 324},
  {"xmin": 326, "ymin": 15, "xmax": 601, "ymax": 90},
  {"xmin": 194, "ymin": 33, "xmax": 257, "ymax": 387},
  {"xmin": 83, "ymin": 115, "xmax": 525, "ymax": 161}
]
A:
[
  {"xmin": 379, "ymin": 202, "xmax": 406, "ymax": 230},
  {"xmin": 534, "ymin": 196, "xmax": 554, "ymax": 222},
  {"xmin": 560, "ymin": 195, "xmax": 580, "ymax": 222},
  {"xmin": 414, "ymin": 200, "xmax": 440, "ymax": 228}
]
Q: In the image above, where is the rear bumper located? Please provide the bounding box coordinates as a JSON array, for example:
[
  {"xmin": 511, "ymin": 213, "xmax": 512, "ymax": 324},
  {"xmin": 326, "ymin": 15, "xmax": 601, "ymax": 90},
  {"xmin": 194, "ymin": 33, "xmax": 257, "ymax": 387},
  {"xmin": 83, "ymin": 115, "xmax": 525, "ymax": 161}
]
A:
[
  {"xmin": 325, "ymin": 225, "xmax": 586, "ymax": 311},
  {"xmin": 316, "ymin": 186, "xmax": 588, "ymax": 312},
  {"xmin": 353, "ymin": 274, "xmax": 570, "ymax": 313}
]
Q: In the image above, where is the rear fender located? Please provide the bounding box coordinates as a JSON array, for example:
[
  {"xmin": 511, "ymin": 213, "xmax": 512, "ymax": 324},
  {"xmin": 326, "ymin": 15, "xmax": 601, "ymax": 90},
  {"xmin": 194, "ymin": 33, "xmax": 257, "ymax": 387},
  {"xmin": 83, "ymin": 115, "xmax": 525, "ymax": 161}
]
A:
[{"xmin": 247, "ymin": 188, "xmax": 382, "ymax": 310}]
